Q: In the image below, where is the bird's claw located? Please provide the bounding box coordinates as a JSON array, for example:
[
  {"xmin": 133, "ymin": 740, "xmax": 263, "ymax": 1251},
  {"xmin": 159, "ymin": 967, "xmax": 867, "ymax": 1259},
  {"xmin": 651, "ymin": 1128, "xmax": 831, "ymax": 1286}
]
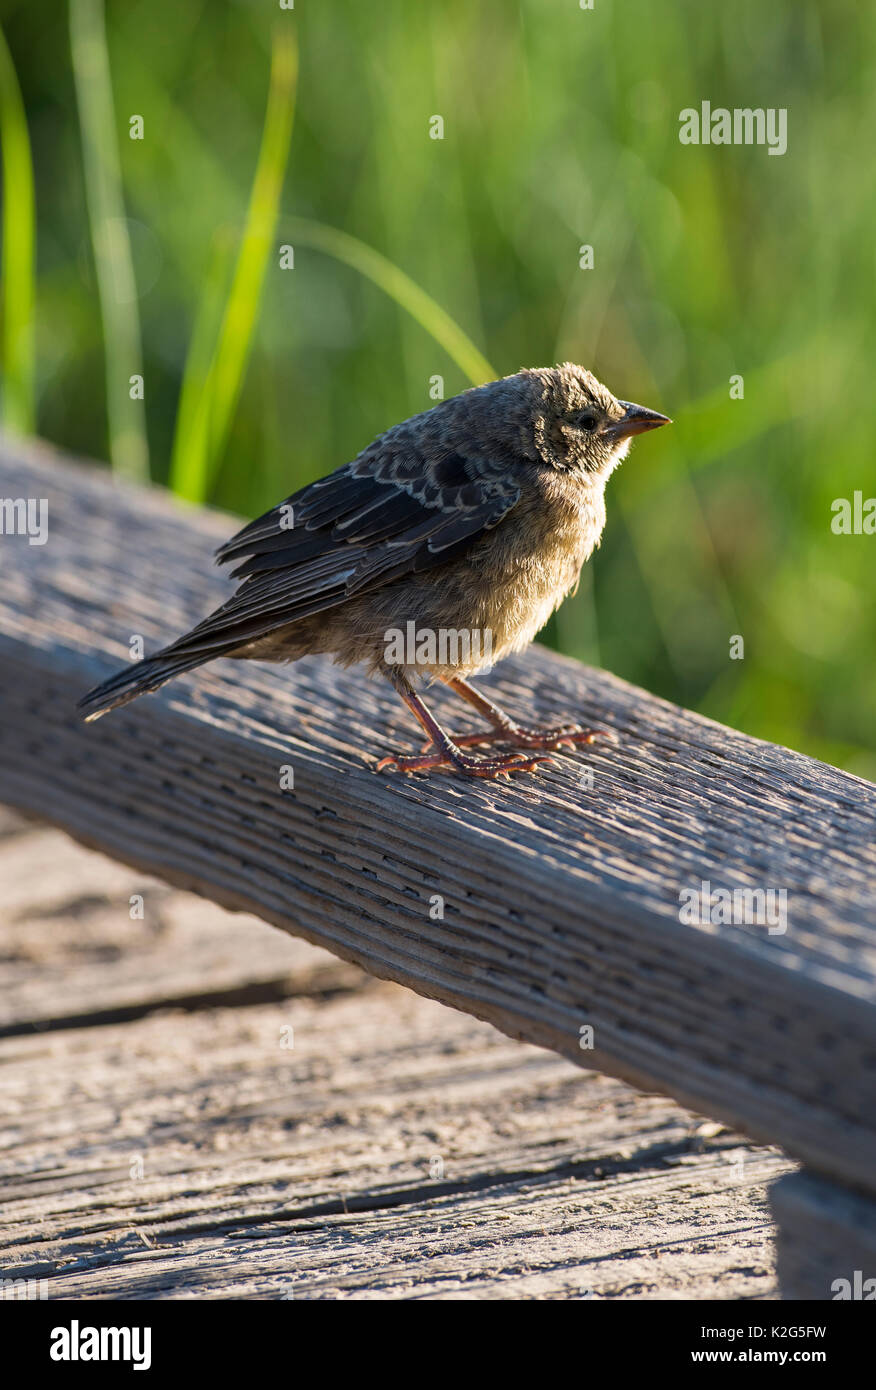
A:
[
  {"xmin": 375, "ymin": 755, "xmax": 402, "ymax": 773},
  {"xmin": 376, "ymin": 748, "xmax": 554, "ymax": 779},
  {"xmin": 419, "ymin": 723, "xmax": 619, "ymax": 755}
]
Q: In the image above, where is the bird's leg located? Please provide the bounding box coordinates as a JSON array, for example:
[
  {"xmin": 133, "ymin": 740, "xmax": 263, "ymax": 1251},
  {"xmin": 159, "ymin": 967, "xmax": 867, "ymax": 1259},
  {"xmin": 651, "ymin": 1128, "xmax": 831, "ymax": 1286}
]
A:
[
  {"xmin": 421, "ymin": 675, "xmax": 618, "ymax": 753},
  {"xmin": 376, "ymin": 669, "xmax": 553, "ymax": 779}
]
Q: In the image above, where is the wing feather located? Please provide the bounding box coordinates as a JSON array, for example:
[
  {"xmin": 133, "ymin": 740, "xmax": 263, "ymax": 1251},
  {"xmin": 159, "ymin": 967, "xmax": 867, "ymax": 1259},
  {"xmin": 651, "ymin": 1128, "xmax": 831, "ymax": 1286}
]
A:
[{"xmin": 195, "ymin": 439, "xmax": 520, "ymax": 655}]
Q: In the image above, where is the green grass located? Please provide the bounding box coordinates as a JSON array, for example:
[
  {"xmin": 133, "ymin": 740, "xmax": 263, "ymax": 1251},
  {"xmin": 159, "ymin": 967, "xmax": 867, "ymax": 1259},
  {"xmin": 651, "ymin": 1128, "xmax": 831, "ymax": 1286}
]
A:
[
  {"xmin": 170, "ymin": 28, "xmax": 298, "ymax": 502},
  {"xmin": 1, "ymin": 0, "xmax": 873, "ymax": 777},
  {"xmin": 69, "ymin": 0, "xmax": 148, "ymax": 480},
  {"xmin": 283, "ymin": 217, "xmax": 496, "ymax": 388},
  {"xmin": 0, "ymin": 20, "xmax": 35, "ymax": 434}
]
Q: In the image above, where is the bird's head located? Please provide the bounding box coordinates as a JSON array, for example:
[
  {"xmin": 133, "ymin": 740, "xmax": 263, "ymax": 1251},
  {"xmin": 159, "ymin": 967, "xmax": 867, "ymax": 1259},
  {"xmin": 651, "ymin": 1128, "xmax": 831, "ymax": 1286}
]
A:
[{"xmin": 527, "ymin": 363, "xmax": 670, "ymax": 479}]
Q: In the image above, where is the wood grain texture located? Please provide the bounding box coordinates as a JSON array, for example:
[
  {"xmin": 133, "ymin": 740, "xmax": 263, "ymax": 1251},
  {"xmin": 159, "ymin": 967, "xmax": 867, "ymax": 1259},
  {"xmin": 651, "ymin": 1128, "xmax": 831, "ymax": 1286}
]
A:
[
  {"xmin": 0, "ymin": 438, "xmax": 874, "ymax": 1205},
  {"xmin": 0, "ymin": 813, "xmax": 367, "ymax": 1035},
  {"xmin": 771, "ymin": 1171, "xmax": 876, "ymax": 1302},
  {"xmin": 0, "ymin": 816, "xmax": 790, "ymax": 1301},
  {"xmin": 1, "ymin": 997, "xmax": 792, "ymax": 1301}
]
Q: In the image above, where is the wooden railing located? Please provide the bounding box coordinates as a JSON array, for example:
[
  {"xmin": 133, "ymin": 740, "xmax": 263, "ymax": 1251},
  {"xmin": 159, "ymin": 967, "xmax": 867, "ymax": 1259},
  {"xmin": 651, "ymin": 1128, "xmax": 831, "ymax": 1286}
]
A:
[{"xmin": 1, "ymin": 436, "xmax": 874, "ymax": 1299}]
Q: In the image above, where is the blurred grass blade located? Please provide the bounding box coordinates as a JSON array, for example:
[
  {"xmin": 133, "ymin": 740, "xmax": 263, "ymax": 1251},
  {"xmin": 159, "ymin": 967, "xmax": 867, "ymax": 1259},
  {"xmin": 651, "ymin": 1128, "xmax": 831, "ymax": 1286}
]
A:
[
  {"xmin": 0, "ymin": 23, "xmax": 36, "ymax": 435},
  {"xmin": 171, "ymin": 29, "xmax": 297, "ymax": 502},
  {"xmin": 70, "ymin": 0, "xmax": 148, "ymax": 480},
  {"xmin": 169, "ymin": 229, "xmax": 234, "ymax": 497},
  {"xmin": 285, "ymin": 216, "xmax": 496, "ymax": 388},
  {"xmin": 100, "ymin": 52, "xmax": 493, "ymax": 434}
]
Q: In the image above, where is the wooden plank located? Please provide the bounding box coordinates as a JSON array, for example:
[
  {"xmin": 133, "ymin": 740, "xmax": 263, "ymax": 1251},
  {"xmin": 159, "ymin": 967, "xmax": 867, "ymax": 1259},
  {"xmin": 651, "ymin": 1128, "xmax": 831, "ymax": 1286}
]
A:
[
  {"xmin": 771, "ymin": 1171, "xmax": 876, "ymax": 1302},
  {"xmin": 0, "ymin": 438, "xmax": 874, "ymax": 1198},
  {"xmin": 0, "ymin": 979, "xmax": 792, "ymax": 1300},
  {"xmin": 0, "ymin": 815, "xmax": 790, "ymax": 1300},
  {"xmin": 0, "ymin": 815, "xmax": 366, "ymax": 1035}
]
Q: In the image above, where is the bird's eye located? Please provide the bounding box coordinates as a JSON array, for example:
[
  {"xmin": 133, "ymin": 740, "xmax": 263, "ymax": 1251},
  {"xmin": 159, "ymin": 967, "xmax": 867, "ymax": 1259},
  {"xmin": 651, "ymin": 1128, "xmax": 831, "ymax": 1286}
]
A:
[{"xmin": 576, "ymin": 411, "xmax": 598, "ymax": 432}]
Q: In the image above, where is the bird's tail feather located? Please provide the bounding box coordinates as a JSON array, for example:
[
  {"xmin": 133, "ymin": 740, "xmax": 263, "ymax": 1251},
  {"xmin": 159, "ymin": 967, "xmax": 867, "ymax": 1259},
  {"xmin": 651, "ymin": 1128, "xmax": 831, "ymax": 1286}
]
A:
[{"xmin": 78, "ymin": 650, "xmax": 211, "ymax": 722}]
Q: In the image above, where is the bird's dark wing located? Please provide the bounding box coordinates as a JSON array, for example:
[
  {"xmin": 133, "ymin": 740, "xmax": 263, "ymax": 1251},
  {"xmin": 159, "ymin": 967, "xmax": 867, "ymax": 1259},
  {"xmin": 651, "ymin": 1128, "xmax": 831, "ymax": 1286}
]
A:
[{"xmin": 162, "ymin": 443, "xmax": 519, "ymax": 659}]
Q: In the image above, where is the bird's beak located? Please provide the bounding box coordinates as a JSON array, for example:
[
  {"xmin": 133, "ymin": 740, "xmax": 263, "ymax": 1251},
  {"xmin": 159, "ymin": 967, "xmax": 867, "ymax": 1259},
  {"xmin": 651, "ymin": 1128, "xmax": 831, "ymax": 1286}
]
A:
[{"xmin": 603, "ymin": 400, "xmax": 672, "ymax": 441}]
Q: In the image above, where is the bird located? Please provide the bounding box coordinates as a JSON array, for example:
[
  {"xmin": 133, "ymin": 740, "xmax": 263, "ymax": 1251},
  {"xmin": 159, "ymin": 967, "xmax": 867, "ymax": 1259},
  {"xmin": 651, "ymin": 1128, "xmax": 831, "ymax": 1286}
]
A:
[{"xmin": 79, "ymin": 364, "xmax": 670, "ymax": 779}]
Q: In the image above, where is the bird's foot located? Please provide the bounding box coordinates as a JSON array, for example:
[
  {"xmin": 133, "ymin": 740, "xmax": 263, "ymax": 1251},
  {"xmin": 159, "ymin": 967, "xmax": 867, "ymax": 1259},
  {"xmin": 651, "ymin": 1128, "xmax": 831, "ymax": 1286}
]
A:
[
  {"xmin": 420, "ymin": 723, "xmax": 619, "ymax": 754},
  {"xmin": 376, "ymin": 746, "xmax": 553, "ymax": 780}
]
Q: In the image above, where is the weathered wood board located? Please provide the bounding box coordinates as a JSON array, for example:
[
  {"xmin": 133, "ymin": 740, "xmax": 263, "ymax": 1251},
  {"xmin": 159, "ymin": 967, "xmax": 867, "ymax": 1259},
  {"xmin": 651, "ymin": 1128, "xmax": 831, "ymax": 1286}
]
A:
[
  {"xmin": 0, "ymin": 814, "xmax": 364, "ymax": 1036},
  {"xmin": 0, "ymin": 813, "xmax": 791, "ymax": 1300},
  {"xmin": 0, "ymin": 439, "xmax": 873, "ymax": 1205},
  {"xmin": 772, "ymin": 1170, "xmax": 876, "ymax": 1302}
]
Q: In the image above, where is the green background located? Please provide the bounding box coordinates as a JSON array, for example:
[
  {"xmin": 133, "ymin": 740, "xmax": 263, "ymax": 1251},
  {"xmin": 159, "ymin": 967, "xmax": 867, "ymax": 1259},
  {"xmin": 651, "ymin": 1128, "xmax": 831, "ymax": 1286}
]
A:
[{"xmin": 1, "ymin": 0, "xmax": 874, "ymax": 776}]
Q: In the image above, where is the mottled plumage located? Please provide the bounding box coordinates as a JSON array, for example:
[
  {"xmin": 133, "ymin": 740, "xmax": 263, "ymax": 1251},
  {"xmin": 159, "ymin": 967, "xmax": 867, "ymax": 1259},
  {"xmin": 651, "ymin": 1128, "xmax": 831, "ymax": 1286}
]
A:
[{"xmin": 80, "ymin": 364, "xmax": 669, "ymax": 777}]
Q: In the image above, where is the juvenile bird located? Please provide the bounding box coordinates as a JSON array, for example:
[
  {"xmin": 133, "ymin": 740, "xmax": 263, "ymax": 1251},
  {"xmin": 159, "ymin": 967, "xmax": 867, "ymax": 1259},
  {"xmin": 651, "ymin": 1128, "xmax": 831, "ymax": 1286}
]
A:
[{"xmin": 79, "ymin": 364, "xmax": 669, "ymax": 778}]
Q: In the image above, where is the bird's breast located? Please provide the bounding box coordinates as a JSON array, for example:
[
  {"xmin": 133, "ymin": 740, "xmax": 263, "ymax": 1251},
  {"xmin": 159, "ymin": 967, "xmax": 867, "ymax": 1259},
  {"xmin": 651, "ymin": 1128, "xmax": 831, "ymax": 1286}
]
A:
[
  {"xmin": 340, "ymin": 482, "xmax": 608, "ymax": 681},
  {"xmin": 460, "ymin": 486, "xmax": 606, "ymax": 663}
]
